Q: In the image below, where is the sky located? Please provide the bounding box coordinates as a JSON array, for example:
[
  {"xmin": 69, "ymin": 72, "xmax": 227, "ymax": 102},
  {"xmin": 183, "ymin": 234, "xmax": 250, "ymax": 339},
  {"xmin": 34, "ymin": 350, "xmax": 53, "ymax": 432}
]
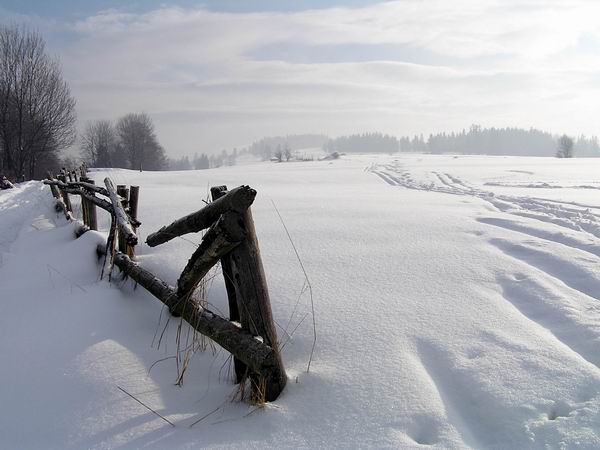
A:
[{"xmin": 2, "ymin": 0, "xmax": 600, "ymax": 156}]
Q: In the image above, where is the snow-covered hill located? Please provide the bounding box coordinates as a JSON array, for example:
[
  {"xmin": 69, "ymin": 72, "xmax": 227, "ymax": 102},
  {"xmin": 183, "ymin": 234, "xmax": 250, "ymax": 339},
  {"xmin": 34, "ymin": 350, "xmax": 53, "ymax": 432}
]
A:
[{"xmin": 3, "ymin": 154, "xmax": 600, "ymax": 449}]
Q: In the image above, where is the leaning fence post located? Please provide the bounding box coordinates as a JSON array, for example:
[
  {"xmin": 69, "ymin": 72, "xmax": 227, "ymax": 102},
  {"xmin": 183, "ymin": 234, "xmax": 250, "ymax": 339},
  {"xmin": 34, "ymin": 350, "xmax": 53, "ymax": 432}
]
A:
[
  {"xmin": 116, "ymin": 185, "xmax": 130, "ymax": 253},
  {"xmin": 127, "ymin": 186, "xmax": 140, "ymax": 257},
  {"xmin": 82, "ymin": 187, "xmax": 90, "ymax": 226},
  {"xmin": 211, "ymin": 185, "xmax": 247, "ymax": 383},
  {"xmin": 216, "ymin": 187, "xmax": 287, "ymax": 401},
  {"xmin": 46, "ymin": 172, "xmax": 60, "ymax": 199},
  {"xmin": 87, "ymin": 180, "xmax": 98, "ymax": 231},
  {"xmin": 57, "ymin": 174, "xmax": 73, "ymax": 213}
]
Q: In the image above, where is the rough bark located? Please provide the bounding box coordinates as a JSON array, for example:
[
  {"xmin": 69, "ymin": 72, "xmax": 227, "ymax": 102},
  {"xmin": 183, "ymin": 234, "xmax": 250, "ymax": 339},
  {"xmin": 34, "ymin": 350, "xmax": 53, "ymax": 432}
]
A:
[
  {"xmin": 56, "ymin": 175, "xmax": 73, "ymax": 213},
  {"xmin": 45, "ymin": 172, "xmax": 60, "ymax": 198},
  {"xmin": 80, "ymin": 178, "xmax": 98, "ymax": 231},
  {"xmin": 177, "ymin": 211, "xmax": 247, "ymax": 299},
  {"xmin": 0, "ymin": 176, "xmax": 15, "ymax": 189},
  {"xmin": 105, "ymin": 249, "xmax": 280, "ymax": 378},
  {"xmin": 116, "ymin": 185, "xmax": 129, "ymax": 252},
  {"xmin": 68, "ymin": 181, "xmax": 110, "ymax": 197},
  {"xmin": 53, "ymin": 196, "xmax": 75, "ymax": 221},
  {"xmin": 227, "ymin": 207, "xmax": 287, "ymax": 401},
  {"xmin": 127, "ymin": 186, "xmax": 140, "ymax": 257},
  {"xmin": 211, "ymin": 185, "xmax": 246, "ymax": 382},
  {"xmin": 146, "ymin": 185, "xmax": 256, "ymax": 247},
  {"xmin": 43, "ymin": 180, "xmax": 113, "ymax": 214},
  {"xmin": 104, "ymin": 177, "xmax": 138, "ymax": 246}
]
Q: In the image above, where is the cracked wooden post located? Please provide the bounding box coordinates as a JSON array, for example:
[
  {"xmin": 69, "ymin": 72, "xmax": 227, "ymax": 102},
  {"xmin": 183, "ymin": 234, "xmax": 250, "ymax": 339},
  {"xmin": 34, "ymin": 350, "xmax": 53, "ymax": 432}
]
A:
[
  {"xmin": 214, "ymin": 186, "xmax": 287, "ymax": 401},
  {"xmin": 211, "ymin": 185, "xmax": 247, "ymax": 383},
  {"xmin": 116, "ymin": 185, "xmax": 130, "ymax": 253},
  {"xmin": 177, "ymin": 211, "xmax": 246, "ymax": 300},
  {"xmin": 127, "ymin": 186, "xmax": 139, "ymax": 257}
]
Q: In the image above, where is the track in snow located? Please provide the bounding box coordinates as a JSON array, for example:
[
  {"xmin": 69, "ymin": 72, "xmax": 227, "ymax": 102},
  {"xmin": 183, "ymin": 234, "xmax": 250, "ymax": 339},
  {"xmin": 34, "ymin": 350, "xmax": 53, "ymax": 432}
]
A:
[
  {"xmin": 372, "ymin": 160, "xmax": 600, "ymax": 446},
  {"xmin": 371, "ymin": 162, "xmax": 600, "ymax": 240}
]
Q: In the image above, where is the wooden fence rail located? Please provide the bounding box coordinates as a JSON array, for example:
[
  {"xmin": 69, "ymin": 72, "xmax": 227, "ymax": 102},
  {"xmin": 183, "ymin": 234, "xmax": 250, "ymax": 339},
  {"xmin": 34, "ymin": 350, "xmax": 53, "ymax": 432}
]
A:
[{"xmin": 43, "ymin": 169, "xmax": 286, "ymax": 402}]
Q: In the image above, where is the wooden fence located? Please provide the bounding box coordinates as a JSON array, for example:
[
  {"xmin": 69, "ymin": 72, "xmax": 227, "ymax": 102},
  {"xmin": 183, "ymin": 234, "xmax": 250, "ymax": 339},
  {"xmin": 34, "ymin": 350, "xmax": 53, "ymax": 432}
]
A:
[{"xmin": 43, "ymin": 167, "xmax": 286, "ymax": 402}]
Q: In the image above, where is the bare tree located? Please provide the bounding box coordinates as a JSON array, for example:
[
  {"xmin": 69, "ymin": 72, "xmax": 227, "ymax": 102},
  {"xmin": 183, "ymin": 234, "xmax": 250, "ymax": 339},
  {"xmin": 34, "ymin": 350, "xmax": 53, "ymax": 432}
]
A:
[
  {"xmin": 116, "ymin": 113, "xmax": 167, "ymax": 171},
  {"xmin": 81, "ymin": 120, "xmax": 117, "ymax": 167},
  {"xmin": 0, "ymin": 24, "xmax": 76, "ymax": 179},
  {"xmin": 273, "ymin": 144, "xmax": 283, "ymax": 162},
  {"xmin": 556, "ymin": 134, "xmax": 574, "ymax": 158}
]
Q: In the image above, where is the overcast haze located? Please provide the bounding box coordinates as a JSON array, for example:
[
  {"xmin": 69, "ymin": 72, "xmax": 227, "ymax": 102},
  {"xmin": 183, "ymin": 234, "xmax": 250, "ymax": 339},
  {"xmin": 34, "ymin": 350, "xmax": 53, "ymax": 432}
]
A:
[{"xmin": 3, "ymin": 0, "xmax": 600, "ymax": 156}]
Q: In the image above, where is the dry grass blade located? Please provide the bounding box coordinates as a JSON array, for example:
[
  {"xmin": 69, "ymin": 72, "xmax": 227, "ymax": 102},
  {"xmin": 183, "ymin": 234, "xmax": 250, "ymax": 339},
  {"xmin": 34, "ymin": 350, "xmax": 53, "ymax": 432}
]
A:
[
  {"xmin": 270, "ymin": 199, "xmax": 317, "ymax": 373},
  {"xmin": 46, "ymin": 264, "xmax": 87, "ymax": 293},
  {"xmin": 116, "ymin": 385, "xmax": 175, "ymax": 427},
  {"xmin": 189, "ymin": 406, "xmax": 221, "ymax": 428}
]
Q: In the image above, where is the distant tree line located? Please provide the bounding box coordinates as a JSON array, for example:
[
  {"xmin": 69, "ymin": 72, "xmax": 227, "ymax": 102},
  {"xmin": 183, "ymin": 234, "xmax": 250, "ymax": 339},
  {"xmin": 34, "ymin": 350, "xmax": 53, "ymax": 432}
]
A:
[
  {"xmin": 249, "ymin": 134, "xmax": 328, "ymax": 161},
  {"xmin": 168, "ymin": 148, "xmax": 238, "ymax": 170},
  {"xmin": 398, "ymin": 125, "xmax": 600, "ymax": 157},
  {"xmin": 0, "ymin": 25, "xmax": 76, "ymax": 180},
  {"xmin": 323, "ymin": 132, "xmax": 399, "ymax": 153},
  {"xmin": 81, "ymin": 113, "xmax": 167, "ymax": 170}
]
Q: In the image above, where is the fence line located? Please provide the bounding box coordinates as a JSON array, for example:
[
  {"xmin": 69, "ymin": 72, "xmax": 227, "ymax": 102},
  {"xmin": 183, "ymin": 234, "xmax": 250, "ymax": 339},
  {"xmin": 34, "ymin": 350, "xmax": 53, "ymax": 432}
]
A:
[{"xmin": 43, "ymin": 168, "xmax": 286, "ymax": 402}]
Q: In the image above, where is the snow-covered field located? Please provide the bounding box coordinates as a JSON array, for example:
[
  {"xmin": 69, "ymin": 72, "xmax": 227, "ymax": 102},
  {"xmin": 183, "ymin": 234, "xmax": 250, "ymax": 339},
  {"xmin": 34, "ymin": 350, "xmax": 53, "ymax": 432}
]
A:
[{"xmin": 3, "ymin": 154, "xmax": 600, "ymax": 449}]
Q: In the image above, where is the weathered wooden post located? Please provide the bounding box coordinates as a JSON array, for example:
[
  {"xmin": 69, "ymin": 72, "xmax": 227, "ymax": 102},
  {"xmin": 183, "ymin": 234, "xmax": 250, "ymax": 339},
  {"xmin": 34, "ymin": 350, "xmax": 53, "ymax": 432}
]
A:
[
  {"xmin": 127, "ymin": 186, "xmax": 140, "ymax": 257},
  {"xmin": 222, "ymin": 188, "xmax": 287, "ymax": 402},
  {"xmin": 46, "ymin": 172, "xmax": 60, "ymax": 199},
  {"xmin": 80, "ymin": 177, "xmax": 98, "ymax": 231},
  {"xmin": 105, "ymin": 178, "xmax": 138, "ymax": 248},
  {"xmin": 211, "ymin": 186, "xmax": 246, "ymax": 383},
  {"xmin": 81, "ymin": 186, "xmax": 89, "ymax": 226},
  {"xmin": 145, "ymin": 184, "xmax": 287, "ymax": 401},
  {"xmin": 57, "ymin": 174, "xmax": 73, "ymax": 213},
  {"xmin": 116, "ymin": 185, "xmax": 130, "ymax": 253},
  {"xmin": 87, "ymin": 180, "xmax": 98, "ymax": 231}
]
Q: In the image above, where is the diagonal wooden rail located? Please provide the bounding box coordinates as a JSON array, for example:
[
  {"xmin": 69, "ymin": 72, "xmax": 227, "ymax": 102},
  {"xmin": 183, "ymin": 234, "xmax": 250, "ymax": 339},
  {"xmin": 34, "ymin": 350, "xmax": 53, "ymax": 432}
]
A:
[
  {"xmin": 43, "ymin": 171, "xmax": 286, "ymax": 402},
  {"xmin": 147, "ymin": 184, "xmax": 287, "ymax": 401}
]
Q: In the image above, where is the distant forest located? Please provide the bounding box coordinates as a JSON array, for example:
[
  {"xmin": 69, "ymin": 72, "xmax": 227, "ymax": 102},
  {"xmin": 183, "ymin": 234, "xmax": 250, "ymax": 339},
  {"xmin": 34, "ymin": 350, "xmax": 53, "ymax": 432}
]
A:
[
  {"xmin": 101, "ymin": 126, "xmax": 600, "ymax": 173},
  {"xmin": 324, "ymin": 132, "xmax": 399, "ymax": 153},
  {"xmin": 399, "ymin": 125, "xmax": 600, "ymax": 157},
  {"xmin": 318, "ymin": 126, "xmax": 600, "ymax": 157}
]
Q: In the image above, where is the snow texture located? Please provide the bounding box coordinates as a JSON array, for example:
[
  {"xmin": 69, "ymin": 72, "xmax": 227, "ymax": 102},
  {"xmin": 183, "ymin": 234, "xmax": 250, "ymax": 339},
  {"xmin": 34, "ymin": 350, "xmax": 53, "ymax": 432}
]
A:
[{"xmin": 3, "ymin": 154, "xmax": 600, "ymax": 448}]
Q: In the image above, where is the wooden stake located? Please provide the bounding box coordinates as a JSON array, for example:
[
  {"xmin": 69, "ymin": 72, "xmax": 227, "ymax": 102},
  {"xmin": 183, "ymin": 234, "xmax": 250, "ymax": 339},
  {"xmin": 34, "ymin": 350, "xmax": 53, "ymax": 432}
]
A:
[
  {"xmin": 57, "ymin": 174, "xmax": 73, "ymax": 213},
  {"xmin": 117, "ymin": 185, "xmax": 130, "ymax": 253},
  {"xmin": 210, "ymin": 186, "xmax": 286, "ymax": 401},
  {"xmin": 81, "ymin": 178, "xmax": 98, "ymax": 231},
  {"xmin": 211, "ymin": 185, "xmax": 246, "ymax": 383},
  {"xmin": 127, "ymin": 186, "xmax": 140, "ymax": 257},
  {"xmin": 104, "ymin": 178, "xmax": 138, "ymax": 246},
  {"xmin": 146, "ymin": 185, "xmax": 256, "ymax": 247},
  {"xmin": 46, "ymin": 172, "xmax": 60, "ymax": 199}
]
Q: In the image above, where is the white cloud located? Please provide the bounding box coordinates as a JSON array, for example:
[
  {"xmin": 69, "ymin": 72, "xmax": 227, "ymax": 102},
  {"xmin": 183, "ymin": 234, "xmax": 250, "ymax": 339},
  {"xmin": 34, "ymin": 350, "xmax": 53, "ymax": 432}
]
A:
[{"xmin": 42, "ymin": 0, "xmax": 600, "ymax": 154}]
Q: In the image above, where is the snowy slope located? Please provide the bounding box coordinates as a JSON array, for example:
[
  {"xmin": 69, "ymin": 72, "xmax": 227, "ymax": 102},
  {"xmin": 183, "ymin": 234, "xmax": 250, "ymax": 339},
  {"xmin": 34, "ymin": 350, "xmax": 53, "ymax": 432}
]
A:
[{"xmin": 3, "ymin": 154, "xmax": 600, "ymax": 449}]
